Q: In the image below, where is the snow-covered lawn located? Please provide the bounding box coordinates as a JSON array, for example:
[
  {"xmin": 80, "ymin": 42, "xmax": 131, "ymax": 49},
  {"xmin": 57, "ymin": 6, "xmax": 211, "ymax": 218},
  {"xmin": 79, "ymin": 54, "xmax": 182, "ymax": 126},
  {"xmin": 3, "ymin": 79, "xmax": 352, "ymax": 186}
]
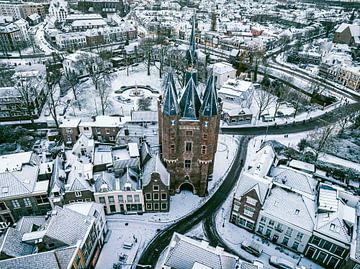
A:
[{"xmin": 62, "ymin": 64, "xmax": 163, "ymax": 120}]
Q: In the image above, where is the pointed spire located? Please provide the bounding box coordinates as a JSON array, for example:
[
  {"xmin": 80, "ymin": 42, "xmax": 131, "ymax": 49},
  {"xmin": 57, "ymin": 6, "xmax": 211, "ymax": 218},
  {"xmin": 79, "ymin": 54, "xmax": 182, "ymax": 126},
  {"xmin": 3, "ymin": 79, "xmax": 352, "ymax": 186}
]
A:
[
  {"xmin": 162, "ymin": 72, "xmax": 179, "ymax": 116},
  {"xmin": 179, "ymin": 77, "xmax": 202, "ymax": 120},
  {"xmin": 200, "ymin": 75, "xmax": 218, "ymax": 117},
  {"xmin": 186, "ymin": 15, "xmax": 197, "ymax": 66}
]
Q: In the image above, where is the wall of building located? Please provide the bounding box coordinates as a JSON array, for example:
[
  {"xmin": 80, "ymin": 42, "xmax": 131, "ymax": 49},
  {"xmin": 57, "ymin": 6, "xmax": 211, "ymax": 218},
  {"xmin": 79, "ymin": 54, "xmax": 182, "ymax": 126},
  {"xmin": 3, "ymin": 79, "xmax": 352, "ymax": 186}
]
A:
[{"xmin": 143, "ymin": 173, "xmax": 169, "ymax": 212}]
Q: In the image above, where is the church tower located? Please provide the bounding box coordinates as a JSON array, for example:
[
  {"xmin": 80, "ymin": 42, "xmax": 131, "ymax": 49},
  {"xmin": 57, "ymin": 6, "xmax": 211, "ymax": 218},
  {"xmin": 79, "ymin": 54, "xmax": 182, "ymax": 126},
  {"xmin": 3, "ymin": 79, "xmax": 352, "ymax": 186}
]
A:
[{"xmin": 157, "ymin": 16, "xmax": 222, "ymax": 197}]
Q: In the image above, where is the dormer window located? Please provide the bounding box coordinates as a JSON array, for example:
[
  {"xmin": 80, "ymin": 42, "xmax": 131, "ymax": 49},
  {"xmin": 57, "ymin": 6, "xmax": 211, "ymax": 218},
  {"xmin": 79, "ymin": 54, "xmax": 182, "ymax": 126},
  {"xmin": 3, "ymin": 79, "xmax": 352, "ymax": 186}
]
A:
[
  {"xmin": 295, "ymin": 209, "xmax": 300, "ymax": 215},
  {"xmin": 330, "ymin": 223, "xmax": 336, "ymax": 231}
]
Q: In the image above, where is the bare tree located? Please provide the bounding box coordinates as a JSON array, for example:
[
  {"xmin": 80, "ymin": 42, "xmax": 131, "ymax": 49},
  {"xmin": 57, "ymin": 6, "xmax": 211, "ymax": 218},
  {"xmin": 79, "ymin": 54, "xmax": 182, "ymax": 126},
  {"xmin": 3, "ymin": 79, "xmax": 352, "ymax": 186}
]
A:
[
  {"xmin": 287, "ymin": 89, "xmax": 309, "ymax": 118},
  {"xmin": 80, "ymin": 54, "xmax": 112, "ymax": 115},
  {"xmin": 337, "ymin": 110, "xmax": 352, "ymax": 135},
  {"xmin": 46, "ymin": 64, "xmax": 62, "ymax": 128},
  {"xmin": 253, "ymin": 88, "xmax": 276, "ymax": 120},
  {"xmin": 14, "ymin": 74, "xmax": 37, "ymax": 127},
  {"xmin": 271, "ymin": 81, "xmax": 289, "ymax": 118},
  {"xmin": 97, "ymin": 76, "xmax": 111, "ymax": 115},
  {"xmin": 309, "ymin": 125, "xmax": 336, "ymax": 160},
  {"xmin": 63, "ymin": 71, "xmax": 81, "ymax": 111}
]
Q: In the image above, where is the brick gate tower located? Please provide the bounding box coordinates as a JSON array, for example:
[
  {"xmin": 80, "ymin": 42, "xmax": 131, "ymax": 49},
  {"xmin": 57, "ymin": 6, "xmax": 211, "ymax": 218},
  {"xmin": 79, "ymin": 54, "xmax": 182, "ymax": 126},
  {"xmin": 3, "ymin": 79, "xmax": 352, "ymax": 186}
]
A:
[{"xmin": 157, "ymin": 16, "xmax": 222, "ymax": 197}]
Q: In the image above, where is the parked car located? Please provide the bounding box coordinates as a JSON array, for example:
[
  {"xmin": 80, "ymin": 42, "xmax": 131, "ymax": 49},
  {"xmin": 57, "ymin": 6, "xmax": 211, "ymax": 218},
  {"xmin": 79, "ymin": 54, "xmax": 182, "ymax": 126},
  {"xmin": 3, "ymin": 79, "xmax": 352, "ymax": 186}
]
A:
[
  {"xmin": 269, "ymin": 256, "xmax": 297, "ymax": 269},
  {"xmin": 241, "ymin": 240, "xmax": 263, "ymax": 257}
]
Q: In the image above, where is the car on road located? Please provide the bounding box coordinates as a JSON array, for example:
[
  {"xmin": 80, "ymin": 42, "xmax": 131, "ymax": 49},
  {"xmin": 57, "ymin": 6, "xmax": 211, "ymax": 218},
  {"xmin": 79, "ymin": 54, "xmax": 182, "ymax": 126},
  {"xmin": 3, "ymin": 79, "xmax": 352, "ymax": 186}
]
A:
[
  {"xmin": 269, "ymin": 256, "xmax": 305, "ymax": 269},
  {"xmin": 241, "ymin": 240, "xmax": 263, "ymax": 257}
]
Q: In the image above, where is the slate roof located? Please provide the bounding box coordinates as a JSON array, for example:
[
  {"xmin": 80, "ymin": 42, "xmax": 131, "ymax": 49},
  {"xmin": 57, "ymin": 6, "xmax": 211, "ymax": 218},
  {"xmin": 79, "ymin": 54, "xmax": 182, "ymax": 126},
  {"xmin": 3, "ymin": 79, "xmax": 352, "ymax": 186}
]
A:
[
  {"xmin": 163, "ymin": 232, "xmax": 238, "ymax": 269},
  {"xmin": 0, "ymin": 245, "xmax": 78, "ymax": 269},
  {"xmin": 142, "ymin": 153, "xmax": 170, "ymax": 187},
  {"xmin": 43, "ymin": 206, "xmax": 93, "ymax": 246},
  {"xmin": 15, "ymin": 216, "xmax": 46, "ymax": 234},
  {"xmin": 315, "ymin": 199, "xmax": 354, "ymax": 244},
  {"xmin": 179, "ymin": 77, "xmax": 202, "ymax": 120},
  {"xmin": 200, "ymin": 75, "xmax": 218, "ymax": 117},
  {"xmin": 162, "ymin": 72, "xmax": 179, "ymax": 116},
  {"xmin": 0, "ymin": 228, "xmax": 34, "ymax": 258},
  {"xmin": 270, "ymin": 166, "xmax": 317, "ymax": 196}
]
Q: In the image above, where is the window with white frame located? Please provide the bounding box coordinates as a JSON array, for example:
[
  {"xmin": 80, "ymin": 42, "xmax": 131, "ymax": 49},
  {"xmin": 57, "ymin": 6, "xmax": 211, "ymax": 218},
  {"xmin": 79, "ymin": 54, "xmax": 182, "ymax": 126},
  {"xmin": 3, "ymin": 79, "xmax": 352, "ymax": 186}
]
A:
[
  {"xmin": 243, "ymin": 205, "xmax": 255, "ymax": 217},
  {"xmin": 246, "ymin": 197, "xmax": 257, "ymax": 206},
  {"xmin": 12, "ymin": 199, "xmax": 20, "ymax": 208},
  {"xmin": 75, "ymin": 191, "xmax": 82, "ymax": 197},
  {"xmin": 23, "ymin": 198, "xmax": 31, "ymax": 207}
]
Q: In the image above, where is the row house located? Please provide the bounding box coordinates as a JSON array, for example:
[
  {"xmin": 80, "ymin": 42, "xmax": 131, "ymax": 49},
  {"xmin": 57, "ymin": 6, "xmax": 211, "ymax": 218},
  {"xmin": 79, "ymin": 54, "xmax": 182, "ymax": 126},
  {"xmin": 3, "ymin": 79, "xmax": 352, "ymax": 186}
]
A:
[
  {"xmin": 255, "ymin": 186, "xmax": 315, "ymax": 253},
  {"xmin": 0, "ymin": 1, "xmax": 24, "ymax": 19},
  {"xmin": 304, "ymin": 184, "xmax": 355, "ymax": 269},
  {"xmin": 0, "ymin": 152, "xmax": 52, "ymax": 224},
  {"xmin": 77, "ymin": 0, "xmax": 128, "ymax": 17},
  {"xmin": 94, "ymin": 168, "xmax": 144, "ymax": 214},
  {"xmin": 79, "ymin": 115, "xmax": 127, "ymax": 143},
  {"xmin": 0, "ymin": 202, "xmax": 107, "ymax": 269},
  {"xmin": 230, "ymin": 143, "xmax": 360, "ymax": 269},
  {"xmin": 62, "ymin": 50, "xmax": 100, "ymax": 78},
  {"xmin": 49, "ymin": 0, "xmax": 68, "ymax": 23},
  {"xmin": 55, "ymin": 32, "xmax": 87, "ymax": 50},
  {"xmin": 335, "ymin": 66, "xmax": 360, "ymax": 92},
  {"xmin": 319, "ymin": 64, "xmax": 360, "ymax": 92},
  {"xmin": 0, "ymin": 18, "xmax": 29, "ymax": 51},
  {"xmin": 0, "ymin": 63, "xmax": 48, "ymax": 120},
  {"xmin": 142, "ymin": 152, "xmax": 170, "ymax": 212},
  {"xmin": 22, "ymin": 2, "xmax": 49, "ymax": 18}
]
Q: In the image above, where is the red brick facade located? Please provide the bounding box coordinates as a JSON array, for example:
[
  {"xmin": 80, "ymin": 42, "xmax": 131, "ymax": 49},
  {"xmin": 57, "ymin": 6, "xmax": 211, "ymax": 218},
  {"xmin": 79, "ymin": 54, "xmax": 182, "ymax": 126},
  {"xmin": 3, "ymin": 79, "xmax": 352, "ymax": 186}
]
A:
[{"xmin": 157, "ymin": 96, "xmax": 221, "ymax": 197}]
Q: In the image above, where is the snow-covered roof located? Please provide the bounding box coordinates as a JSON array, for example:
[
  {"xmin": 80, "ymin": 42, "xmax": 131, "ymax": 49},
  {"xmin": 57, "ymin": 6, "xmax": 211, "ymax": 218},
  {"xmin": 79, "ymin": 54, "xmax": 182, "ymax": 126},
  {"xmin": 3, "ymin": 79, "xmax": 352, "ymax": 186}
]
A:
[
  {"xmin": 163, "ymin": 232, "xmax": 239, "ymax": 269},
  {"xmin": 234, "ymin": 172, "xmax": 271, "ymax": 204},
  {"xmin": 315, "ymin": 200, "xmax": 354, "ymax": 244},
  {"xmin": 262, "ymin": 187, "xmax": 316, "ymax": 232},
  {"xmin": 0, "ymin": 153, "xmax": 44, "ymax": 199},
  {"xmin": 59, "ymin": 119, "xmax": 81, "ymax": 128},
  {"xmin": 0, "ymin": 152, "xmax": 33, "ymax": 173},
  {"xmin": 210, "ymin": 62, "xmax": 235, "ymax": 75},
  {"xmin": 64, "ymin": 202, "xmax": 103, "ymax": 218},
  {"xmin": 0, "ymin": 245, "xmax": 78, "ymax": 269},
  {"xmin": 142, "ymin": 153, "xmax": 170, "ymax": 187},
  {"xmin": 289, "ymin": 160, "xmax": 315, "ymax": 173},
  {"xmin": 270, "ymin": 166, "xmax": 317, "ymax": 197},
  {"xmin": 218, "ymin": 79, "xmax": 253, "ymax": 97},
  {"xmin": 128, "ymin": 143, "xmax": 140, "ymax": 158},
  {"xmin": 131, "ymin": 111, "xmax": 158, "ymax": 122},
  {"xmin": 247, "ymin": 145, "xmax": 275, "ymax": 177},
  {"xmin": 335, "ymin": 23, "xmax": 360, "ymax": 37},
  {"xmin": 42, "ymin": 206, "xmax": 94, "ymax": 246}
]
